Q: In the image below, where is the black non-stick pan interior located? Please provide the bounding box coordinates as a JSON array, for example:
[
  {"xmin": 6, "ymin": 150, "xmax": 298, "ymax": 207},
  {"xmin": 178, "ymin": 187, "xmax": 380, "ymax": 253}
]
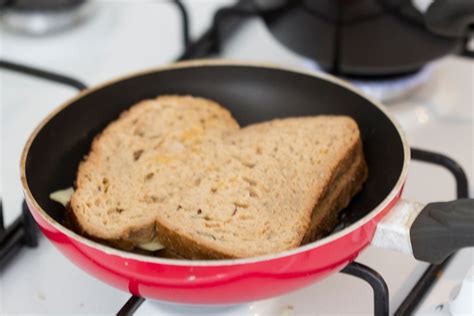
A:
[{"xmin": 24, "ymin": 64, "xmax": 405, "ymax": 232}]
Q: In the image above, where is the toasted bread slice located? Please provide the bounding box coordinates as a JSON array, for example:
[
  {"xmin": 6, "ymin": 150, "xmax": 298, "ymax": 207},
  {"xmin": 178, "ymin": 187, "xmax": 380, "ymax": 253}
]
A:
[{"xmin": 70, "ymin": 96, "xmax": 367, "ymax": 259}]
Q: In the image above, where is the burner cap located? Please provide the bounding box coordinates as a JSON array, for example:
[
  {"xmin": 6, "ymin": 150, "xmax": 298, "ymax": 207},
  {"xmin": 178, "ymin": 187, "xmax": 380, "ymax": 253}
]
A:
[
  {"xmin": 0, "ymin": 0, "xmax": 93, "ymax": 35},
  {"xmin": 6, "ymin": 0, "xmax": 86, "ymax": 12}
]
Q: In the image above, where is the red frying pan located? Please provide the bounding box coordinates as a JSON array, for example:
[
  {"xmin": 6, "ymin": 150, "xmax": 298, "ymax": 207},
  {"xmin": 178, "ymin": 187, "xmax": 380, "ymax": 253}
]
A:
[{"xmin": 20, "ymin": 61, "xmax": 473, "ymax": 305}]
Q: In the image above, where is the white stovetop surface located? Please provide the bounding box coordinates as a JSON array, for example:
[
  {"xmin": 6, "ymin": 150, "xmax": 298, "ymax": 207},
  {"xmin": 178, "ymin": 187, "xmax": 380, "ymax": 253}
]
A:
[{"xmin": 0, "ymin": 1, "xmax": 472, "ymax": 315}]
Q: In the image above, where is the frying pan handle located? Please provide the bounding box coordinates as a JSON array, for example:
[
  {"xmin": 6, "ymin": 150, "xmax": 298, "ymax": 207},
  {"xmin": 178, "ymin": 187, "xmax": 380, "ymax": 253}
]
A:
[
  {"xmin": 410, "ymin": 199, "xmax": 474, "ymax": 263},
  {"xmin": 371, "ymin": 199, "xmax": 474, "ymax": 264}
]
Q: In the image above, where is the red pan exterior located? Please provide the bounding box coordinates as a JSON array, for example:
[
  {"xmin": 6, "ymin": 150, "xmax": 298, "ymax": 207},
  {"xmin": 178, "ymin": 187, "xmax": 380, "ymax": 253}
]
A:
[{"xmin": 25, "ymin": 189, "xmax": 402, "ymax": 304}]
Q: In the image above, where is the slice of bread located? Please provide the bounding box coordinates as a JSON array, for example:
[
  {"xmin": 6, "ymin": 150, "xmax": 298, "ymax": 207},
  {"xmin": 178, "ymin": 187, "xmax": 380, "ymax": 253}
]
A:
[{"xmin": 70, "ymin": 95, "xmax": 368, "ymax": 259}]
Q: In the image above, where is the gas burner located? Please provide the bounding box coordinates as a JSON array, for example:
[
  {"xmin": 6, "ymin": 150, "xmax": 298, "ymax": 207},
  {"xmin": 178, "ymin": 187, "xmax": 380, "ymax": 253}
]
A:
[
  {"xmin": 347, "ymin": 66, "xmax": 434, "ymax": 103},
  {"xmin": 0, "ymin": 0, "xmax": 95, "ymax": 36},
  {"xmin": 301, "ymin": 58, "xmax": 434, "ymax": 103}
]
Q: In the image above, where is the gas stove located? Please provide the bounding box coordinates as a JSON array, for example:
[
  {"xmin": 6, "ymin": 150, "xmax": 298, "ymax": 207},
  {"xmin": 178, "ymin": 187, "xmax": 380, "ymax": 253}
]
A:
[{"xmin": 1, "ymin": 1, "xmax": 473, "ymax": 315}]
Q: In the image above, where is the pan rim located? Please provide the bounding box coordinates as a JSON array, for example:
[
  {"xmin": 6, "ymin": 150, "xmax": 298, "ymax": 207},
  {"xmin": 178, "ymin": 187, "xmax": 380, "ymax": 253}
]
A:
[{"xmin": 20, "ymin": 59, "xmax": 410, "ymax": 267}]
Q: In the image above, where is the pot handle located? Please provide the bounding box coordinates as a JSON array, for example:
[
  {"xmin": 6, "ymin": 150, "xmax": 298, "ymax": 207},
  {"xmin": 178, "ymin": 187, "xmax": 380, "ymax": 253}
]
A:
[
  {"xmin": 371, "ymin": 199, "xmax": 474, "ymax": 264},
  {"xmin": 420, "ymin": 0, "xmax": 474, "ymax": 58},
  {"xmin": 424, "ymin": 0, "xmax": 474, "ymax": 37}
]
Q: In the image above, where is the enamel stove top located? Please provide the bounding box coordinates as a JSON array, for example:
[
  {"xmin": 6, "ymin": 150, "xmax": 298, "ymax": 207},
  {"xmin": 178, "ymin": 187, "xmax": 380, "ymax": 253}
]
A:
[{"xmin": 1, "ymin": 1, "xmax": 473, "ymax": 315}]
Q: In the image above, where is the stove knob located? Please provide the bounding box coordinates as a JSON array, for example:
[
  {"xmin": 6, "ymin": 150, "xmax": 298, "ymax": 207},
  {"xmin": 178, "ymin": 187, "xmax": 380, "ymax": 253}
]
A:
[{"xmin": 448, "ymin": 266, "xmax": 474, "ymax": 316}]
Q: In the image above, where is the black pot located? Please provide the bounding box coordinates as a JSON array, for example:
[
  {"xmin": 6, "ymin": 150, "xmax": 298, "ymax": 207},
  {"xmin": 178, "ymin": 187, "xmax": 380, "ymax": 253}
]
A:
[{"xmin": 255, "ymin": 0, "xmax": 474, "ymax": 77}]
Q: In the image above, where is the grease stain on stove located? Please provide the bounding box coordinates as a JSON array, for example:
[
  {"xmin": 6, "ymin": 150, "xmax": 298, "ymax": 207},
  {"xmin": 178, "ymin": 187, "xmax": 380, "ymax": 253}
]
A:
[
  {"xmin": 37, "ymin": 291, "xmax": 46, "ymax": 301},
  {"xmin": 280, "ymin": 304, "xmax": 295, "ymax": 316}
]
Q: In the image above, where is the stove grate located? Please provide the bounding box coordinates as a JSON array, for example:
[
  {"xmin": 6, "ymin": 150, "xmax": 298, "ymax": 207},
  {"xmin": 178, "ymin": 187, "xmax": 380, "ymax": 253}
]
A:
[{"xmin": 0, "ymin": 60, "xmax": 87, "ymax": 271}]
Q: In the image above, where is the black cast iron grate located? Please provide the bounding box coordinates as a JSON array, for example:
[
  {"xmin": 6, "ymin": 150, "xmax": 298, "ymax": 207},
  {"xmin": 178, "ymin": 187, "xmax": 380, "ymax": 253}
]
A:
[
  {"xmin": 0, "ymin": 60, "xmax": 87, "ymax": 269},
  {"xmin": 0, "ymin": 1, "xmax": 470, "ymax": 315}
]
